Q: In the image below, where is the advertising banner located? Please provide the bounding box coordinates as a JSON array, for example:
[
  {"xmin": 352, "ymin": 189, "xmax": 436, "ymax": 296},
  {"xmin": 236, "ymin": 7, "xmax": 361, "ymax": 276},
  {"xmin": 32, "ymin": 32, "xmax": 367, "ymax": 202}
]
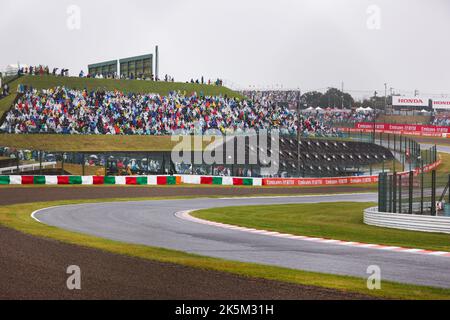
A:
[
  {"xmin": 347, "ymin": 123, "xmax": 450, "ymax": 136},
  {"xmin": 432, "ymin": 99, "xmax": 450, "ymax": 110},
  {"xmin": 262, "ymin": 175, "xmax": 378, "ymax": 187},
  {"xmin": 392, "ymin": 96, "xmax": 429, "ymax": 107}
]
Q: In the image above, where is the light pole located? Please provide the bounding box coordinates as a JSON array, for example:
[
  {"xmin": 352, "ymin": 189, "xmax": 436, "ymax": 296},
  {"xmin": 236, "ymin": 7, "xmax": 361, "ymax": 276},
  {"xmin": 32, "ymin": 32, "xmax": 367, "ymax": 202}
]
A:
[{"xmin": 384, "ymin": 83, "xmax": 388, "ymax": 113}]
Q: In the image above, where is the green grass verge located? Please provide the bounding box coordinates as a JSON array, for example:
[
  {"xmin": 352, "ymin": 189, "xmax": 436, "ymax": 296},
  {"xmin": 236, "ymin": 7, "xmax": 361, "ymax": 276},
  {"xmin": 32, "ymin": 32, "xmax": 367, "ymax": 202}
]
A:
[
  {"xmin": 0, "ymin": 134, "xmax": 178, "ymax": 152},
  {"xmin": 0, "ymin": 133, "xmax": 225, "ymax": 152},
  {"xmin": 9, "ymin": 75, "xmax": 243, "ymax": 98},
  {"xmin": 193, "ymin": 202, "xmax": 450, "ymax": 252},
  {"xmin": 0, "ymin": 94, "xmax": 17, "ymax": 119},
  {"xmin": 438, "ymin": 153, "xmax": 450, "ymax": 174},
  {"xmin": 1, "ymin": 197, "xmax": 450, "ymax": 299}
]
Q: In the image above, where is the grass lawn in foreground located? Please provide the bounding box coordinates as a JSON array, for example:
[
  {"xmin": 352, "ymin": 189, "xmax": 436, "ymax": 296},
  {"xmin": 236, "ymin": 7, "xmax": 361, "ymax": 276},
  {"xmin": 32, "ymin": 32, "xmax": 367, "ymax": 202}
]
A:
[
  {"xmin": 0, "ymin": 198, "xmax": 450, "ymax": 299},
  {"xmin": 193, "ymin": 202, "xmax": 450, "ymax": 252}
]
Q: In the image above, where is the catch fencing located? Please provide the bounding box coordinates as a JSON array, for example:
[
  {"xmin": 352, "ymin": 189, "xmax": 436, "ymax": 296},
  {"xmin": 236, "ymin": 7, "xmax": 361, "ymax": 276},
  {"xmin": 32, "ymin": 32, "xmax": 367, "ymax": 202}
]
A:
[{"xmin": 378, "ymin": 170, "xmax": 450, "ymax": 216}]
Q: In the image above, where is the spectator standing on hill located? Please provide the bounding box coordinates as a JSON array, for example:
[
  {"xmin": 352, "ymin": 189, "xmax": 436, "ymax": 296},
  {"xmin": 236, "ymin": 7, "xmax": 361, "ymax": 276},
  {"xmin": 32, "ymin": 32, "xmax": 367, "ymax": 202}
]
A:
[{"xmin": 2, "ymin": 83, "xmax": 9, "ymax": 97}]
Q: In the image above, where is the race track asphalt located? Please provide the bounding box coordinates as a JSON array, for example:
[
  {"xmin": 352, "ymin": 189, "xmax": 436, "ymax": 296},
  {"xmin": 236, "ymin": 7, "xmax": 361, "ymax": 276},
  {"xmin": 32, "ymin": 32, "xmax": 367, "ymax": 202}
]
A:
[{"xmin": 35, "ymin": 193, "xmax": 450, "ymax": 289}]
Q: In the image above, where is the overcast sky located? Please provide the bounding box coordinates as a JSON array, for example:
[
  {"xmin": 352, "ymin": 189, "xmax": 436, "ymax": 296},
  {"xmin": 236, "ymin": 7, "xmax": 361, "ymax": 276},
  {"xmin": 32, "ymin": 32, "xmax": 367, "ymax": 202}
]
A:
[{"xmin": 1, "ymin": 0, "xmax": 449, "ymax": 98}]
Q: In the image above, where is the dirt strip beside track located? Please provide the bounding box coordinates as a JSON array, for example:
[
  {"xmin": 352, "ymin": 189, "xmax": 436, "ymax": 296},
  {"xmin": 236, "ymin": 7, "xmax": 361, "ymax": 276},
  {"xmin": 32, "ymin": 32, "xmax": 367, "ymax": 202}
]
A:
[{"xmin": 0, "ymin": 186, "xmax": 375, "ymax": 300}]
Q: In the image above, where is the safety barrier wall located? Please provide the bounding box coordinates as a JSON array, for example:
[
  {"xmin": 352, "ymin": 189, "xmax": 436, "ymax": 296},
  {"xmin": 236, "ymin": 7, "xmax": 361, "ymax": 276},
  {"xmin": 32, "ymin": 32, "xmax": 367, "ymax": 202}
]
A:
[
  {"xmin": 364, "ymin": 206, "xmax": 450, "ymax": 234},
  {"xmin": 0, "ymin": 175, "xmax": 263, "ymax": 187},
  {"xmin": 262, "ymin": 175, "xmax": 378, "ymax": 187},
  {"xmin": 261, "ymin": 159, "xmax": 441, "ymax": 187},
  {"xmin": 0, "ymin": 159, "xmax": 441, "ymax": 187},
  {"xmin": 341, "ymin": 123, "xmax": 450, "ymax": 138}
]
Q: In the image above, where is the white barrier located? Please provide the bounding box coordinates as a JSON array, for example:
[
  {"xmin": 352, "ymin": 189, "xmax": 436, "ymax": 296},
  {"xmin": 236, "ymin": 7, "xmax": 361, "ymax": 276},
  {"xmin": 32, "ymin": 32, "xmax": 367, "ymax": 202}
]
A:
[
  {"xmin": 364, "ymin": 207, "xmax": 450, "ymax": 234},
  {"xmin": 81, "ymin": 176, "xmax": 93, "ymax": 185},
  {"xmin": 0, "ymin": 162, "xmax": 57, "ymax": 174},
  {"xmin": 45, "ymin": 176, "xmax": 58, "ymax": 185}
]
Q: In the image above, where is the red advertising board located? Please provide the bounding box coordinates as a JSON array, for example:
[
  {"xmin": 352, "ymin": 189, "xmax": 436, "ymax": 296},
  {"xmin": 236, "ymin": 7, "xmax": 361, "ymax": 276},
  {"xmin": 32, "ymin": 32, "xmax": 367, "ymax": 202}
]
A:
[
  {"xmin": 343, "ymin": 123, "xmax": 450, "ymax": 137},
  {"xmin": 263, "ymin": 175, "xmax": 378, "ymax": 187},
  {"xmin": 262, "ymin": 160, "xmax": 442, "ymax": 187}
]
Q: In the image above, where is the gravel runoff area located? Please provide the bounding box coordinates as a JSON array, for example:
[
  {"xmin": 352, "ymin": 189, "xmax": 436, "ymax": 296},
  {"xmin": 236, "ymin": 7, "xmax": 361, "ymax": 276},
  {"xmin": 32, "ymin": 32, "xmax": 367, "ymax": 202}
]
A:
[{"xmin": 0, "ymin": 185, "xmax": 376, "ymax": 300}]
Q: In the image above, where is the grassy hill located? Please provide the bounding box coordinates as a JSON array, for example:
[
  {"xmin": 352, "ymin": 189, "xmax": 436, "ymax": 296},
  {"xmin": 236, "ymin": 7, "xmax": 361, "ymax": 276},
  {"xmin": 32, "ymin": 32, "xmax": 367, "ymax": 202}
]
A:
[
  {"xmin": 8, "ymin": 75, "xmax": 243, "ymax": 98},
  {"xmin": 0, "ymin": 94, "xmax": 17, "ymax": 120},
  {"xmin": 0, "ymin": 75, "xmax": 242, "ymax": 152}
]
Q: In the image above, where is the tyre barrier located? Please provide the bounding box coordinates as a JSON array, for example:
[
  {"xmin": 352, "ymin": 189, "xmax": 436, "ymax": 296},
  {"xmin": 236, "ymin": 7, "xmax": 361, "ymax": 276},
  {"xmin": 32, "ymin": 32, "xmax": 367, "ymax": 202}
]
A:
[
  {"xmin": 364, "ymin": 206, "xmax": 450, "ymax": 234},
  {"xmin": 0, "ymin": 175, "xmax": 263, "ymax": 186},
  {"xmin": 0, "ymin": 158, "xmax": 441, "ymax": 187}
]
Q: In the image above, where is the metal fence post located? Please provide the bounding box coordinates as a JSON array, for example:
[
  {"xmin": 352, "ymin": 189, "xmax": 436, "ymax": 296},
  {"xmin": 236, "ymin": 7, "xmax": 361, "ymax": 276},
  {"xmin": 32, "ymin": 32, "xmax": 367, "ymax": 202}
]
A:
[
  {"xmin": 409, "ymin": 171, "xmax": 413, "ymax": 214},
  {"xmin": 394, "ymin": 135, "xmax": 396, "ymax": 152},
  {"xmin": 61, "ymin": 153, "xmax": 65, "ymax": 175},
  {"xmin": 434, "ymin": 145, "xmax": 437, "ymax": 162},
  {"xmin": 388, "ymin": 174, "xmax": 393, "ymax": 212},
  {"xmin": 398, "ymin": 174, "xmax": 402, "ymax": 213},
  {"xmin": 378, "ymin": 173, "xmax": 382, "ymax": 210},
  {"xmin": 393, "ymin": 172, "xmax": 397, "ymax": 213},
  {"xmin": 378, "ymin": 173, "xmax": 387, "ymax": 212},
  {"xmin": 16, "ymin": 151, "xmax": 20, "ymax": 173},
  {"xmin": 431, "ymin": 170, "xmax": 436, "ymax": 216},
  {"xmin": 448, "ymin": 174, "xmax": 450, "ymax": 203},
  {"xmin": 82, "ymin": 154, "xmax": 85, "ymax": 176},
  {"xmin": 402, "ymin": 153, "xmax": 405, "ymax": 172},
  {"xmin": 39, "ymin": 151, "xmax": 43, "ymax": 176},
  {"xmin": 400, "ymin": 135, "xmax": 403, "ymax": 153},
  {"xmin": 104, "ymin": 154, "xmax": 108, "ymax": 176},
  {"xmin": 421, "ymin": 161, "xmax": 424, "ymax": 215}
]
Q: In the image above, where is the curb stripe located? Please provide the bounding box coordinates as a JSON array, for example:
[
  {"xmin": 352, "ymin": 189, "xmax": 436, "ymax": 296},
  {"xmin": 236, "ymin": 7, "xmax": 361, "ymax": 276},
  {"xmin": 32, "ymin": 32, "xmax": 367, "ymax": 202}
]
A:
[{"xmin": 176, "ymin": 210, "xmax": 450, "ymax": 259}]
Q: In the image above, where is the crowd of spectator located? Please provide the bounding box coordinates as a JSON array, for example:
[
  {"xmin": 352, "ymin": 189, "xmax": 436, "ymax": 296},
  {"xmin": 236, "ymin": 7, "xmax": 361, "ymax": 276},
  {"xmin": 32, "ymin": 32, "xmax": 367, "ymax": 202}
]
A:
[
  {"xmin": 0, "ymin": 87, "xmax": 339, "ymax": 137},
  {"xmin": 432, "ymin": 112, "xmax": 450, "ymax": 126},
  {"xmin": 81, "ymin": 70, "xmax": 223, "ymax": 87},
  {"xmin": 18, "ymin": 65, "xmax": 69, "ymax": 77},
  {"xmin": 241, "ymin": 90, "xmax": 379, "ymax": 125},
  {"xmin": 241, "ymin": 90, "xmax": 300, "ymax": 109},
  {"xmin": 301, "ymin": 109, "xmax": 378, "ymax": 125}
]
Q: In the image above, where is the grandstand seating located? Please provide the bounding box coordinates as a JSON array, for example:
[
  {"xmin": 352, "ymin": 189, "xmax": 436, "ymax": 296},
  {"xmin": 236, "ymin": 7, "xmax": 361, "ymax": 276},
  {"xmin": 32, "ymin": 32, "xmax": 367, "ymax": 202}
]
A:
[
  {"xmin": 215, "ymin": 136, "xmax": 394, "ymax": 178},
  {"xmin": 275, "ymin": 137, "xmax": 393, "ymax": 177}
]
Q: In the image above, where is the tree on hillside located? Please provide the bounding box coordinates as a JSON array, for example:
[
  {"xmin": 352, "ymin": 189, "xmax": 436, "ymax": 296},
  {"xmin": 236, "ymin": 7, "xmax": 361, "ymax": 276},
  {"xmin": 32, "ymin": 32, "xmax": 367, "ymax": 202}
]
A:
[
  {"xmin": 364, "ymin": 91, "xmax": 392, "ymax": 110},
  {"xmin": 301, "ymin": 91, "xmax": 323, "ymax": 108},
  {"xmin": 319, "ymin": 88, "xmax": 354, "ymax": 109}
]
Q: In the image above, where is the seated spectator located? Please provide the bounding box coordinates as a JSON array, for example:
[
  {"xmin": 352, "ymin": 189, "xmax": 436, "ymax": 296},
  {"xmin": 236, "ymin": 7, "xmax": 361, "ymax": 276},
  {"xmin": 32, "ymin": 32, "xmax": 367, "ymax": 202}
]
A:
[{"xmin": 0, "ymin": 86, "xmax": 340, "ymax": 137}]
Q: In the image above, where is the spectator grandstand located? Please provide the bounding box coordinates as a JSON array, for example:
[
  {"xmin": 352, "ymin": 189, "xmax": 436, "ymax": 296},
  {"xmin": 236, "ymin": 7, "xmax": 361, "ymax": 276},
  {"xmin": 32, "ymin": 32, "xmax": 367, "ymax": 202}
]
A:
[
  {"xmin": 241, "ymin": 90, "xmax": 301, "ymax": 110},
  {"xmin": 241, "ymin": 90, "xmax": 378, "ymax": 126},
  {"xmin": 257, "ymin": 137, "xmax": 394, "ymax": 177},
  {"xmin": 0, "ymin": 87, "xmax": 339, "ymax": 136},
  {"xmin": 300, "ymin": 108, "xmax": 377, "ymax": 126},
  {"xmin": 432, "ymin": 112, "xmax": 450, "ymax": 126}
]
